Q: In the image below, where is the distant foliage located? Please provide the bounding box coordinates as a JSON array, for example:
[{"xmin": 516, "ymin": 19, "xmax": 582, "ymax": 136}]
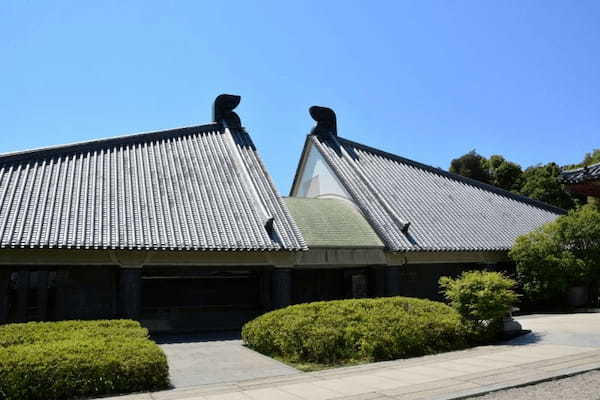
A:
[
  {"xmin": 0, "ymin": 320, "xmax": 169, "ymax": 400},
  {"xmin": 519, "ymin": 163, "xmax": 577, "ymax": 210},
  {"xmin": 439, "ymin": 271, "xmax": 519, "ymax": 327},
  {"xmin": 582, "ymin": 149, "xmax": 600, "ymax": 166},
  {"xmin": 510, "ymin": 205, "xmax": 600, "ymax": 304},
  {"xmin": 449, "ymin": 150, "xmax": 490, "ymax": 184},
  {"xmin": 243, "ymin": 297, "xmax": 471, "ymax": 366},
  {"xmin": 485, "ymin": 155, "xmax": 523, "ymax": 192},
  {"xmin": 448, "ymin": 149, "xmax": 587, "ymax": 210},
  {"xmin": 564, "ymin": 149, "xmax": 600, "ymax": 170}
]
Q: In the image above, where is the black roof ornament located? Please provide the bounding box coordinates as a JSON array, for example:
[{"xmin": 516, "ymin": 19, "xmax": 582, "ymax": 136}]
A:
[
  {"xmin": 309, "ymin": 105, "xmax": 337, "ymax": 136},
  {"xmin": 213, "ymin": 94, "xmax": 242, "ymax": 128}
]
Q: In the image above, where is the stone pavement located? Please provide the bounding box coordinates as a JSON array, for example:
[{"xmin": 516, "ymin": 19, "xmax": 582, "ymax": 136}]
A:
[
  {"xmin": 153, "ymin": 332, "xmax": 298, "ymax": 387},
  {"xmin": 102, "ymin": 313, "xmax": 600, "ymax": 400},
  {"xmin": 510, "ymin": 312, "xmax": 600, "ymax": 347},
  {"xmin": 104, "ymin": 343, "xmax": 600, "ymax": 400}
]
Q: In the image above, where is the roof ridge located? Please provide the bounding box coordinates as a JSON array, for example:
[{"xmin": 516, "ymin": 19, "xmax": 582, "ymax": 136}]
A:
[
  {"xmin": 0, "ymin": 123, "xmax": 220, "ymax": 164},
  {"xmin": 335, "ymin": 135, "xmax": 566, "ymax": 215},
  {"xmin": 561, "ymin": 161, "xmax": 600, "ymax": 173}
]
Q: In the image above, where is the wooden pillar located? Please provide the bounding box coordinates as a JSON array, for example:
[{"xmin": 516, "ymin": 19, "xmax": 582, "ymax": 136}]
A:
[
  {"xmin": 271, "ymin": 268, "xmax": 292, "ymax": 309},
  {"xmin": 54, "ymin": 271, "xmax": 68, "ymax": 321},
  {"xmin": 384, "ymin": 266, "xmax": 402, "ymax": 297},
  {"xmin": 260, "ymin": 269, "xmax": 273, "ymax": 311},
  {"xmin": 15, "ymin": 270, "xmax": 30, "ymax": 322},
  {"xmin": 371, "ymin": 266, "xmax": 385, "ymax": 297},
  {"xmin": 37, "ymin": 271, "xmax": 49, "ymax": 321},
  {"xmin": 119, "ymin": 268, "xmax": 142, "ymax": 319},
  {"xmin": 0, "ymin": 269, "xmax": 10, "ymax": 324}
]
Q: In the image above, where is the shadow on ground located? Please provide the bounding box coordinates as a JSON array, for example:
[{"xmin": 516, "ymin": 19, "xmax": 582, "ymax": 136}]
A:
[{"xmin": 152, "ymin": 330, "xmax": 241, "ymax": 345}]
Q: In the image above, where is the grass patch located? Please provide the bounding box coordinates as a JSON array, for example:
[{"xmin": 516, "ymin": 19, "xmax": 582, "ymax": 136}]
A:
[
  {"xmin": 274, "ymin": 356, "xmax": 366, "ymax": 372},
  {"xmin": 0, "ymin": 320, "xmax": 169, "ymax": 400},
  {"xmin": 242, "ymin": 297, "xmax": 477, "ymax": 370}
]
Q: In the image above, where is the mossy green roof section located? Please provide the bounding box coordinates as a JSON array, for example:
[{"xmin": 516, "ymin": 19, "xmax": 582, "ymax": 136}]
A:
[{"xmin": 283, "ymin": 197, "xmax": 384, "ymax": 248}]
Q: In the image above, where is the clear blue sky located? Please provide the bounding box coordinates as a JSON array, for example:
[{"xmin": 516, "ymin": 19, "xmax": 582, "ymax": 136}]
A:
[{"xmin": 1, "ymin": 1, "xmax": 598, "ymax": 193}]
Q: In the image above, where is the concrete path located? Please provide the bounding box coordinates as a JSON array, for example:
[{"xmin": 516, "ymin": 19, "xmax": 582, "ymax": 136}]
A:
[
  {"xmin": 103, "ymin": 313, "xmax": 600, "ymax": 400},
  {"xmin": 511, "ymin": 312, "xmax": 600, "ymax": 347},
  {"xmin": 154, "ymin": 332, "xmax": 298, "ymax": 388}
]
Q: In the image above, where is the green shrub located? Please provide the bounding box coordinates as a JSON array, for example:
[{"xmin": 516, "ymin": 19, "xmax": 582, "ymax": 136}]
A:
[
  {"xmin": 0, "ymin": 319, "xmax": 147, "ymax": 347},
  {"xmin": 439, "ymin": 271, "xmax": 519, "ymax": 328},
  {"xmin": 242, "ymin": 297, "xmax": 469, "ymax": 365},
  {"xmin": 510, "ymin": 204, "xmax": 600, "ymax": 304},
  {"xmin": 0, "ymin": 320, "xmax": 169, "ymax": 400}
]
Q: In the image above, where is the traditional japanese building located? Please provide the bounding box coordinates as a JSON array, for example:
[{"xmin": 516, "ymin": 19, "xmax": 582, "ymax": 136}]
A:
[
  {"xmin": 0, "ymin": 97, "xmax": 564, "ymax": 331},
  {"xmin": 560, "ymin": 162, "xmax": 600, "ymax": 205},
  {"xmin": 289, "ymin": 106, "xmax": 563, "ymax": 300},
  {"xmin": 0, "ymin": 95, "xmax": 307, "ymax": 331}
]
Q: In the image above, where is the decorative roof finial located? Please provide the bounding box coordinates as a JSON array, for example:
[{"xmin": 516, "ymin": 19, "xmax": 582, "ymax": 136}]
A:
[
  {"xmin": 213, "ymin": 94, "xmax": 242, "ymax": 128},
  {"xmin": 309, "ymin": 105, "xmax": 337, "ymax": 136}
]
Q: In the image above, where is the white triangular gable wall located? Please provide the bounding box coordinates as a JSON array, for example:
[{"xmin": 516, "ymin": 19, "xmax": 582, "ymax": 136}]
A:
[{"xmin": 295, "ymin": 144, "xmax": 352, "ymax": 201}]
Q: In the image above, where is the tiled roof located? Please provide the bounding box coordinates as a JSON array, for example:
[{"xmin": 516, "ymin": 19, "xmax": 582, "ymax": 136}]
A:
[
  {"xmin": 309, "ymin": 133, "xmax": 563, "ymax": 252},
  {"xmin": 0, "ymin": 124, "xmax": 306, "ymax": 251},
  {"xmin": 283, "ymin": 197, "xmax": 383, "ymax": 248},
  {"xmin": 560, "ymin": 162, "xmax": 600, "ymax": 184}
]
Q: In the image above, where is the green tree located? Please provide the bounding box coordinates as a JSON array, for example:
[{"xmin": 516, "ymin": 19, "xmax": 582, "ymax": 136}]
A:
[
  {"xmin": 563, "ymin": 148, "xmax": 600, "ymax": 170},
  {"xmin": 519, "ymin": 163, "xmax": 576, "ymax": 210},
  {"xmin": 485, "ymin": 155, "xmax": 523, "ymax": 192},
  {"xmin": 582, "ymin": 149, "xmax": 600, "ymax": 166},
  {"xmin": 449, "ymin": 150, "xmax": 490, "ymax": 183},
  {"xmin": 510, "ymin": 205, "xmax": 600, "ymax": 304},
  {"xmin": 439, "ymin": 271, "xmax": 519, "ymax": 327}
]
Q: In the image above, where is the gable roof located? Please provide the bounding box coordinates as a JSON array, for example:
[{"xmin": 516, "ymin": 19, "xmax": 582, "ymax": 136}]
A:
[
  {"xmin": 0, "ymin": 115, "xmax": 306, "ymax": 251},
  {"xmin": 283, "ymin": 197, "xmax": 383, "ymax": 248},
  {"xmin": 292, "ymin": 110, "xmax": 563, "ymax": 252},
  {"xmin": 560, "ymin": 162, "xmax": 600, "ymax": 184}
]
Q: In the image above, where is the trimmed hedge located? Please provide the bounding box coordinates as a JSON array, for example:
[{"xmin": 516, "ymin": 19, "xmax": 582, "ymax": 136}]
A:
[
  {"xmin": 0, "ymin": 319, "xmax": 146, "ymax": 347},
  {"xmin": 0, "ymin": 320, "xmax": 169, "ymax": 400},
  {"xmin": 242, "ymin": 297, "xmax": 470, "ymax": 365}
]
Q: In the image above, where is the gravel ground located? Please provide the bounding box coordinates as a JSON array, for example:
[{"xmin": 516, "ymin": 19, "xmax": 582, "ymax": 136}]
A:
[{"xmin": 467, "ymin": 371, "xmax": 600, "ymax": 400}]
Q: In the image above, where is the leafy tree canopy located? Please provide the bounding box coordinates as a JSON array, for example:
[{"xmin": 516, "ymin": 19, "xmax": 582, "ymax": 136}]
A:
[
  {"xmin": 510, "ymin": 204, "xmax": 600, "ymax": 303},
  {"xmin": 519, "ymin": 163, "xmax": 576, "ymax": 210},
  {"xmin": 485, "ymin": 155, "xmax": 523, "ymax": 192},
  {"xmin": 582, "ymin": 149, "xmax": 600, "ymax": 167},
  {"xmin": 449, "ymin": 150, "xmax": 490, "ymax": 184}
]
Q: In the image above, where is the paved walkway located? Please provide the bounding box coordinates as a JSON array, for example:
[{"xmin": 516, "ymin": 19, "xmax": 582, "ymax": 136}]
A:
[
  {"xmin": 154, "ymin": 332, "xmax": 298, "ymax": 387},
  {"xmin": 103, "ymin": 313, "xmax": 600, "ymax": 400},
  {"xmin": 510, "ymin": 312, "xmax": 600, "ymax": 347}
]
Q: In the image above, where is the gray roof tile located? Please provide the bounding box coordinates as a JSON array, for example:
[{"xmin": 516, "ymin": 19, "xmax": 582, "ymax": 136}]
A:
[
  {"xmin": 560, "ymin": 162, "xmax": 600, "ymax": 184},
  {"xmin": 0, "ymin": 124, "xmax": 306, "ymax": 251},
  {"xmin": 310, "ymin": 133, "xmax": 563, "ymax": 252}
]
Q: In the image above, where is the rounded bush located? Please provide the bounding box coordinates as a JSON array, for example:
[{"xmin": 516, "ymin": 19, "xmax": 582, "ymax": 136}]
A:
[
  {"xmin": 242, "ymin": 297, "xmax": 469, "ymax": 365},
  {"xmin": 439, "ymin": 271, "xmax": 519, "ymax": 325},
  {"xmin": 0, "ymin": 320, "xmax": 169, "ymax": 400}
]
